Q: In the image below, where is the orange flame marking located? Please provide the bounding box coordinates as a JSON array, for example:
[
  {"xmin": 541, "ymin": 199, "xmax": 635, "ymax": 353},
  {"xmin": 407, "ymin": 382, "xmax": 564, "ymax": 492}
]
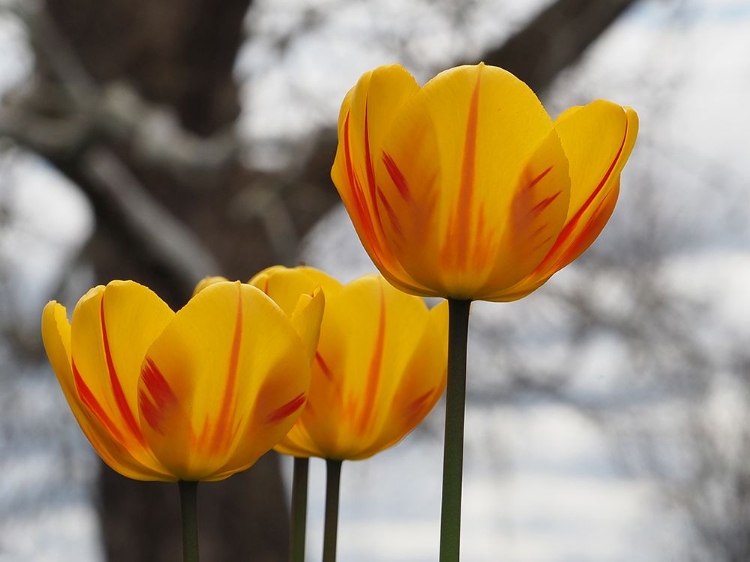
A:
[
  {"xmin": 471, "ymin": 205, "xmax": 492, "ymax": 269},
  {"xmin": 442, "ymin": 68, "xmax": 482, "ymax": 271},
  {"xmin": 526, "ymin": 165, "xmax": 554, "ymax": 191},
  {"xmin": 535, "ymin": 117, "xmax": 630, "ymax": 275},
  {"xmin": 513, "ymin": 166, "xmax": 557, "ymax": 230},
  {"xmin": 266, "ymin": 392, "xmax": 306, "ymax": 424},
  {"xmin": 383, "ymin": 152, "xmax": 440, "ymax": 244},
  {"xmin": 406, "ymin": 388, "xmax": 437, "ymax": 421},
  {"xmin": 73, "ymin": 359, "xmax": 126, "ymax": 444},
  {"xmin": 382, "ymin": 151, "xmax": 411, "ymax": 201},
  {"xmin": 377, "ymin": 189, "xmax": 403, "ymax": 238},
  {"xmin": 363, "ymin": 101, "xmax": 383, "ymax": 233},
  {"xmin": 557, "ymin": 185, "xmax": 618, "ymax": 267},
  {"xmin": 531, "ymin": 191, "xmax": 561, "ymax": 216},
  {"xmin": 315, "ymin": 351, "xmax": 334, "ymax": 381},
  {"xmin": 358, "ymin": 282, "xmax": 387, "ymax": 432},
  {"xmin": 457, "ymin": 70, "xmax": 481, "ymax": 237},
  {"xmin": 139, "ymin": 357, "xmax": 179, "ymax": 435},
  {"xmin": 343, "ymin": 113, "xmax": 384, "ymax": 262},
  {"xmin": 209, "ymin": 283, "xmax": 243, "ymax": 454},
  {"xmin": 100, "ymin": 295, "xmax": 146, "ymax": 446}
]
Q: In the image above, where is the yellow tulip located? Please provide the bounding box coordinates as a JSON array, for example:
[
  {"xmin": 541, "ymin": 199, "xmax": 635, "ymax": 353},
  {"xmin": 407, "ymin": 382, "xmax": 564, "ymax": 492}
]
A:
[
  {"xmin": 41, "ymin": 280, "xmax": 324, "ymax": 482},
  {"xmin": 331, "ymin": 63, "xmax": 639, "ymax": 302},
  {"xmin": 249, "ymin": 266, "xmax": 448, "ymax": 461}
]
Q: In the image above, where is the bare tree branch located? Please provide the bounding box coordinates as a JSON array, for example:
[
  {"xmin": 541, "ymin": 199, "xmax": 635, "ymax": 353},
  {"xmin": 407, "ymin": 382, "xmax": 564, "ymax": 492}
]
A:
[
  {"xmin": 80, "ymin": 146, "xmax": 221, "ymax": 290},
  {"xmin": 473, "ymin": 0, "xmax": 640, "ymax": 93},
  {"xmin": 5, "ymin": 3, "xmax": 240, "ymax": 178}
]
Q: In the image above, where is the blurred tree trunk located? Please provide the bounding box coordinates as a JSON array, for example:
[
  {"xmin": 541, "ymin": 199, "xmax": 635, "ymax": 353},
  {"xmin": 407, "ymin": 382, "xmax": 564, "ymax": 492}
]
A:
[
  {"xmin": 42, "ymin": 1, "xmax": 306, "ymax": 561},
  {"xmin": 6, "ymin": 0, "xmax": 638, "ymax": 559}
]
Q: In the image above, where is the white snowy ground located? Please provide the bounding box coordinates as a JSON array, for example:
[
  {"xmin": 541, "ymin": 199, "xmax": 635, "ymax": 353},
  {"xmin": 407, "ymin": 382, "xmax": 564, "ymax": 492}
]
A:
[{"xmin": 3, "ymin": 0, "xmax": 750, "ymax": 560}]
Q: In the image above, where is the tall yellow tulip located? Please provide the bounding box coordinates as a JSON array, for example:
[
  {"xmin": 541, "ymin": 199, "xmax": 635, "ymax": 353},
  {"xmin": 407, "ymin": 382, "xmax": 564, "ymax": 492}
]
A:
[
  {"xmin": 331, "ymin": 63, "xmax": 638, "ymax": 302},
  {"xmin": 42, "ymin": 279, "xmax": 324, "ymax": 482},
  {"xmin": 331, "ymin": 62, "xmax": 638, "ymax": 562},
  {"xmin": 250, "ymin": 266, "xmax": 448, "ymax": 460}
]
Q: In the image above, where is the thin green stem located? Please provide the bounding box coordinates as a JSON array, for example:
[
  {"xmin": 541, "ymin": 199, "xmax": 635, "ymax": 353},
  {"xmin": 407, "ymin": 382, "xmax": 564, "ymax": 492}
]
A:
[
  {"xmin": 322, "ymin": 459, "xmax": 343, "ymax": 562},
  {"xmin": 439, "ymin": 298, "xmax": 471, "ymax": 562},
  {"xmin": 179, "ymin": 480, "xmax": 200, "ymax": 562},
  {"xmin": 290, "ymin": 457, "xmax": 310, "ymax": 562}
]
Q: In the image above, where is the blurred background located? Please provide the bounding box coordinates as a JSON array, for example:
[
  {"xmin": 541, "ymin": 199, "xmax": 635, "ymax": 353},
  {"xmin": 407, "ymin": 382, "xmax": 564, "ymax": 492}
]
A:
[{"xmin": 0, "ymin": 0, "xmax": 747, "ymax": 560}]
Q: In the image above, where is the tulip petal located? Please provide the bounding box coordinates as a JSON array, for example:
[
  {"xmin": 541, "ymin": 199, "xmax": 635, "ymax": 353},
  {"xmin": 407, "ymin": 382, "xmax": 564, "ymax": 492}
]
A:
[
  {"xmin": 293, "ymin": 275, "xmax": 446, "ymax": 459},
  {"xmin": 43, "ymin": 300, "xmax": 171, "ymax": 480},
  {"xmin": 69, "ymin": 282, "xmax": 173, "ymax": 476},
  {"xmin": 378, "ymin": 64, "xmax": 566, "ymax": 298},
  {"xmin": 289, "ymin": 289, "xmax": 325, "ymax": 363},
  {"xmin": 473, "ymin": 129, "xmax": 570, "ymax": 300},
  {"xmin": 544, "ymin": 102, "xmax": 637, "ymax": 271},
  {"xmin": 139, "ymin": 282, "xmax": 312, "ymax": 481},
  {"xmin": 249, "ymin": 265, "xmax": 341, "ymax": 317},
  {"xmin": 353, "ymin": 299, "xmax": 448, "ymax": 459},
  {"xmin": 294, "ymin": 266, "xmax": 345, "ymax": 296},
  {"xmin": 193, "ymin": 275, "xmax": 229, "ymax": 295},
  {"xmin": 501, "ymin": 102, "xmax": 638, "ymax": 304},
  {"xmin": 274, "ymin": 423, "xmax": 323, "ymax": 458},
  {"xmin": 249, "ymin": 266, "xmax": 336, "ymax": 361},
  {"xmin": 331, "ymin": 64, "xmax": 429, "ymax": 295},
  {"xmin": 42, "ymin": 303, "xmax": 77, "ymax": 414}
]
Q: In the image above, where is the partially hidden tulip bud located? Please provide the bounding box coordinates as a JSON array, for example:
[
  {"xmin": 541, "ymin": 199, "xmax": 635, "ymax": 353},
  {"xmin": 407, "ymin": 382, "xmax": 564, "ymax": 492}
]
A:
[
  {"xmin": 250, "ymin": 266, "xmax": 448, "ymax": 461},
  {"xmin": 42, "ymin": 279, "xmax": 324, "ymax": 482}
]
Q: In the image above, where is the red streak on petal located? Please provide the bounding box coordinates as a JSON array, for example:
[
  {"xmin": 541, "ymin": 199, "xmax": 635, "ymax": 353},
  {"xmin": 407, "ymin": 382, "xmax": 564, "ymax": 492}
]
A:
[
  {"xmin": 73, "ymin": 359, "xmax": 126, "ymax": 444},
  {"xmin": 472, "ymin": 205, "xmax": 492, "ymax": 267},
  {"xmin": 457, "ymin": 70, "xmax": 481, "ymax": 230},
  {"xmin": 195, "ymin": 417, "xmax": 212, "ymax": 449},
  {"xmin": 556, "ymin": 186, "xmax": 618, "ymax": 267},
  {"xmin": 537, "ymin": 117, "xmax": 630, "ymax": 274},
  {"xmin": 443, "ymin": 68, "xmax": 482, "ymax": 270},
  {"xmin": 509, "ymin": 168, "xmax": 557, "ymax": 254},
  {"xmin": 526, "ymin": 165, "xmax": 554, "ymax": 191},
  {"xmin": 531, "ymin": 191, "xmax": 561, "ymax": 216},
  {"xmin": 139, "ymin": 357, "xmax": 179, "ymax": 435},
  {"xmin": 266, "ymin": 392, "xmax": 306, "ymax": 424},
  {"xmin": 358, "ymin": 283, "xmax": 387, "ymax": 432},
  {"xmin": 344, "ymin": 113, "xmax": 382, "ymax": 260},
  {"xmin": 377, "ymin": 188, "xmax": 403, "ymax": 238},
  {"xmin": 138, "ymin": 395, "xmax": 159, "ymax": 435},
  {"xmin": 529, "ymin": 235, "xmax": 554, "ymax": 253},
  {"xmin": 457, "ymin": 71, "xmax": 482, "ymax": 246},
  {"xmin": 406, "ymin": 388, "xmax": 436, "ymax": 420},
  {"xmin": 315, "ymin": 351, "xmax": 334, "ymax": 381},
  {"xmin": 210, "ymin": 283, "xmax": 243, "ymax": 453},
  {"xmin": 363, "ymin": 102, "xmax": 383, "ymax": 232},
  {"xmin": 100, "ymin": 295, "xmax": 145, "ymax": 445},
  {"xmin": 382, "ymin": 151, "xmax": 411, "ymax": 201}
]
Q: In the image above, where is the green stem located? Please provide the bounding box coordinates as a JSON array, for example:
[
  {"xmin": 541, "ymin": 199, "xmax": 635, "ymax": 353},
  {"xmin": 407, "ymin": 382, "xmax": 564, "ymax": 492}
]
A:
[
  {"xmin": 290, "ymin": 457, "xmax": 310, "ymax": 562},
  {"xmin": 322, "ymin": 459, "xmax": 343, "ymax": 562},
  {"xmin": 179, "ymin": 480, "xmax": 200, "ymax": 562},
  {"xmin": 439, "ymin": 298, "xmax": 471, "ymax": 562}
]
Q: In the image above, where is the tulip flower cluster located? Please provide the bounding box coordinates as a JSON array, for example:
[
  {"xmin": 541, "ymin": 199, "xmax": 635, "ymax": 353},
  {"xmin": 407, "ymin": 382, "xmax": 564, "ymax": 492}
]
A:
[
  {"xmin": 42, "ymin": 279, "xmax": 324, "ymax": 482},
  {"xmin": 41, "ymin": 62, "xmax": 637, "ymax": 562}
]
